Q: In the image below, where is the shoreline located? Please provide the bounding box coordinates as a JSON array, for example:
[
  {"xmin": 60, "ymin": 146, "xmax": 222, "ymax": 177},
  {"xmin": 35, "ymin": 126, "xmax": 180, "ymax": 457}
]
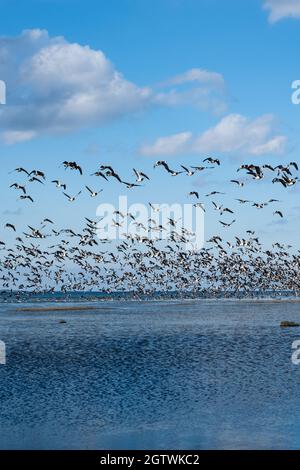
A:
[
  {"xmin": 15, "ymin": 306, "xmax": 115, "ymax": 312},
  {"xmin": 9, "ymin": 297, "xmax": 300, "ymax": 312}
]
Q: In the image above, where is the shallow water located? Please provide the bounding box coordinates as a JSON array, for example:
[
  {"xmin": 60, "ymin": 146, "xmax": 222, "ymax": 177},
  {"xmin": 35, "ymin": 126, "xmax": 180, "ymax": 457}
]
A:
[{"xmin": 0, "ymin": 299, "xmax": 300, "ymax": 449}]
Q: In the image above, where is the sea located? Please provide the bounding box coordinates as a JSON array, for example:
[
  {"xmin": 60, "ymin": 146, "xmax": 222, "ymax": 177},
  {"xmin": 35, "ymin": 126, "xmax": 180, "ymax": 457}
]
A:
[{"xmin": 0, "ymin": 291, "xmax": 300, "ymax": 449}]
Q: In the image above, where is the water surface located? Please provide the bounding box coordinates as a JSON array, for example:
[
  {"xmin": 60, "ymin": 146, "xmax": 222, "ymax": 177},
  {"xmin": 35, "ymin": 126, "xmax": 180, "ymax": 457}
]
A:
[{"xmin": 0, "ymin": 298, "xmax": 299, "ymax": 449}]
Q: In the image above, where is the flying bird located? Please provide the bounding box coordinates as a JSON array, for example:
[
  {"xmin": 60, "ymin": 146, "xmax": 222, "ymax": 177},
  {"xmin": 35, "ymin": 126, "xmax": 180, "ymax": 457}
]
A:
[
  {"xmin": 85, "ymin": 186, "xmax": 103, "ymax": 198},
  {"xmin": 63, "ymin": 191, "xmax": 82, "ymax": 202},
  {"xmin": 188, "ymin": 191, "xmax": 199, "ymax": 199},
  {"xmin": 133, "ymin": 169, "xmax": 150, "ymax": 182},
  {"xmin": 203, "ymin": 157, "xmax": 220, "ymax": 166}
]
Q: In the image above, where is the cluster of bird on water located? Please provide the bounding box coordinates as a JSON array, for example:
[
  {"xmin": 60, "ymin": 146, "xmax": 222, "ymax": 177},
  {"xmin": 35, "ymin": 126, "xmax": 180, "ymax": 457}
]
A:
[{"xmin": 1, "ymin": 156, "xmax": 300, "ymax": 297}]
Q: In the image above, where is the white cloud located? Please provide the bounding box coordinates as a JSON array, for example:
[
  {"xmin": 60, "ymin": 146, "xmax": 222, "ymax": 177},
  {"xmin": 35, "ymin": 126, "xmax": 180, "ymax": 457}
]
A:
[
  {"xmin": 163, "ymin": 69, "xmax": 225, "ymax": 87},
  {"xmin": 140, "ymin": 132, "xmax": 193, "ymax": 157},
  {"xmin": 140, "ymin": 114, "xmax": 287, "ymax": 157},
  {"xmin": 0, "ymin": 29, "xmax": 151, "ymax": 143},
  {"xmin": 249, "ymin": 136, "xmax": 287, "ymax": 155},
  {"xmin": 2, "ymin": 130, "xmax": 37, "ymax": 144},
  {"xmin": 154, "ymin": 68, "xmax": 227, "ymax": 114},
  {"xmin": 263, "ymin": 0, "xmax": 300, "ymax": 23},
  {"xmin": 193, "ymin": 114, "xmax": 286, "ymax": 155},
  {"xmin": 0, "ymin": 30, "xmax": 227, "ymax": 143}
]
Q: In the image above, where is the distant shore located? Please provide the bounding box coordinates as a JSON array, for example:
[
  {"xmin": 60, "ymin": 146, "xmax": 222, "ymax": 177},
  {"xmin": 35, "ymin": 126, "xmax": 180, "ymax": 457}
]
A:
[{"xmin": 11, "ymin": 297, "xmax": 300, "ymax": 312}]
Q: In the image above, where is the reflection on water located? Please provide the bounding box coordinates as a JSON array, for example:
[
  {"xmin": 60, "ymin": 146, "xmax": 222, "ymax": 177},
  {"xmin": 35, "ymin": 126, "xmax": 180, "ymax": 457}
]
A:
[{"xmin": 0, "ymin": 299, "xmax": 300, "ymax": 449}]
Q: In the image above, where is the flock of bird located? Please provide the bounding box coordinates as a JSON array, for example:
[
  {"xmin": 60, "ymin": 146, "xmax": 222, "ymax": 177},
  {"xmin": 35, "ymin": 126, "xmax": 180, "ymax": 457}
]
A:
[{"xmin": 1, "ymin": 156, "xmax": 300, "ymax": 297}]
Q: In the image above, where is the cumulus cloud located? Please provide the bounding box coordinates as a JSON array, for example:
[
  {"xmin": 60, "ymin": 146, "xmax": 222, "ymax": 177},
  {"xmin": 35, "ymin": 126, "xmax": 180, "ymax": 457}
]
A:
[
  {"xmin": 0, "ymin": 29, "xmax": 227, "ymax": 144},
  {"xmin": 0, "ymin": 29, "xmax": 151, "ymax": 143},
  {"xmin": 140, "ymin": 114, "xmax": 287, "ymax": 157},
  {"xmin": 263, "ymin": 0, "xmax": 300, "ymax": 23}
]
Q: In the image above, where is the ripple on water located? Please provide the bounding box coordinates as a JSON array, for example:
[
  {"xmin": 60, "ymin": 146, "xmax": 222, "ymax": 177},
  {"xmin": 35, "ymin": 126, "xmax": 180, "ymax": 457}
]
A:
[{"xmin": 0, "ymin": 299, "xmax": 300, "ymax": 449}]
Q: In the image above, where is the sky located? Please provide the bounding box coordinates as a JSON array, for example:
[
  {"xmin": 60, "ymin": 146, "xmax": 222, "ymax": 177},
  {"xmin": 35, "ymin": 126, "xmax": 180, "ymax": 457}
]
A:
[{"xmin": 1, "ymin": 0, "xmax": 300, "ymax": 248}]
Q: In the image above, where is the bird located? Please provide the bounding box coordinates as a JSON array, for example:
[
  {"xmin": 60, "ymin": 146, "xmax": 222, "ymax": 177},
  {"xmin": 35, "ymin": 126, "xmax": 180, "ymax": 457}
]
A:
[
  {"xmin": 122, "ymin": 181, "xmax": 141, "ymax": 189},
  {"xmin": 62, "ymin": 161, "xmax": 83, "ymax": 175},
  {"xmin": 191, "ymin": 166, "xmax": 212, "ymax": 172},
  {"xmin": 203, "ymin": 157, "xmax": 220, "ymax": 166},
  {"xmin": 5, "ymin": 223, "xmax": 16, "ymax": 231},
  {"xmin": 289, "ymin": 161, "xmax": 299, "ymax": 171},
  {"xmin": 154, "ymin": 161, "xmax": 183, "ymax": 176},
  {"xmin": 28, "ymin": 177, "xmax": 44, "ymax": 184},
  {"xmin": 19, "ymin": 195, "xmax": 34, "ymax": 203},
  {"xmin": 149, "ymin": 203, "xmax": 160, "ymax": 213},
  {"xmin": 219, "ymin": 219, "xmax": 236, "ymax": 227},
  {"xmin": 42, "ymin": 218, "xmax": 54, "ymax": 225},
  {"xmin": 230, "ymin": 180, "xmax": 244, "ymax": 187},
  {"xmin": 181, "ymin": 165, "xmax": 195, "ymax": 176},
  {"xmin": 193, "ymin": 203, "xmax": 205, "ymax": 212},
  {"xmin": 101, "ymin": 166, "xmax": 123, "ymax": 183},
  {"xmin": 91, "ymin": 171, "xmax": 109, "ymax": 181},
  {"xmin": 51, "ymin": 180, "xmax": 67, "ymax": 190},
  {"xmin": 63, "ymin": 191, "xmax": 82, "ymax": 202},
  {"xmin": 274, "ymin": 211, "xmax": 283, "ymax": 218},
  {"xmin": 10, "ymin": 183, "xmax": 26, "ymax": 194},
  {"xmin": 9, "ymin": 167, "xmax": 30, "ymax": 176},
  {"xmin": 188, "ymin": 191, "xmax": 199, "ymax": 199},
  {"xmin": 262, "ymin": 164, "xmax": 275, "ymax": 172},
  {"xmin": 238, "ymin": 164, "xmax": 263, "ymax": 180},
  {"xmin": 206, "ymin": 191, "xmax": 225, "ymax": 197},
  {"xmin": 29, "ymin": 170, "xmax": 46, "ymax": 180},
  {"xmin": 252, "ymin": 202, "xmax": 267, "ymax": 209},
  {"xmin": 85, "ymin": 186, "xmax": 103, "ymax": 198},
  {"xmin": 272, "ymin": 175, "xmax": 298, "ymax": 187},
  {"xmin": 236, "ymin": 199, "xmax": 250, "ymax": 204},
  {"xmin": 133, "ymin": 169, "xmax": 150, "ymax": 182}
]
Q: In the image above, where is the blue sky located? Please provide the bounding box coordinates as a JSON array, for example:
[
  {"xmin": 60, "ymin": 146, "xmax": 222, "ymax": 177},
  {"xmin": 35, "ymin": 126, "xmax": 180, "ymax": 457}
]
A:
[{"xmin": 1, "ymin": 0, "xmax": 300, "ymax": 248}]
